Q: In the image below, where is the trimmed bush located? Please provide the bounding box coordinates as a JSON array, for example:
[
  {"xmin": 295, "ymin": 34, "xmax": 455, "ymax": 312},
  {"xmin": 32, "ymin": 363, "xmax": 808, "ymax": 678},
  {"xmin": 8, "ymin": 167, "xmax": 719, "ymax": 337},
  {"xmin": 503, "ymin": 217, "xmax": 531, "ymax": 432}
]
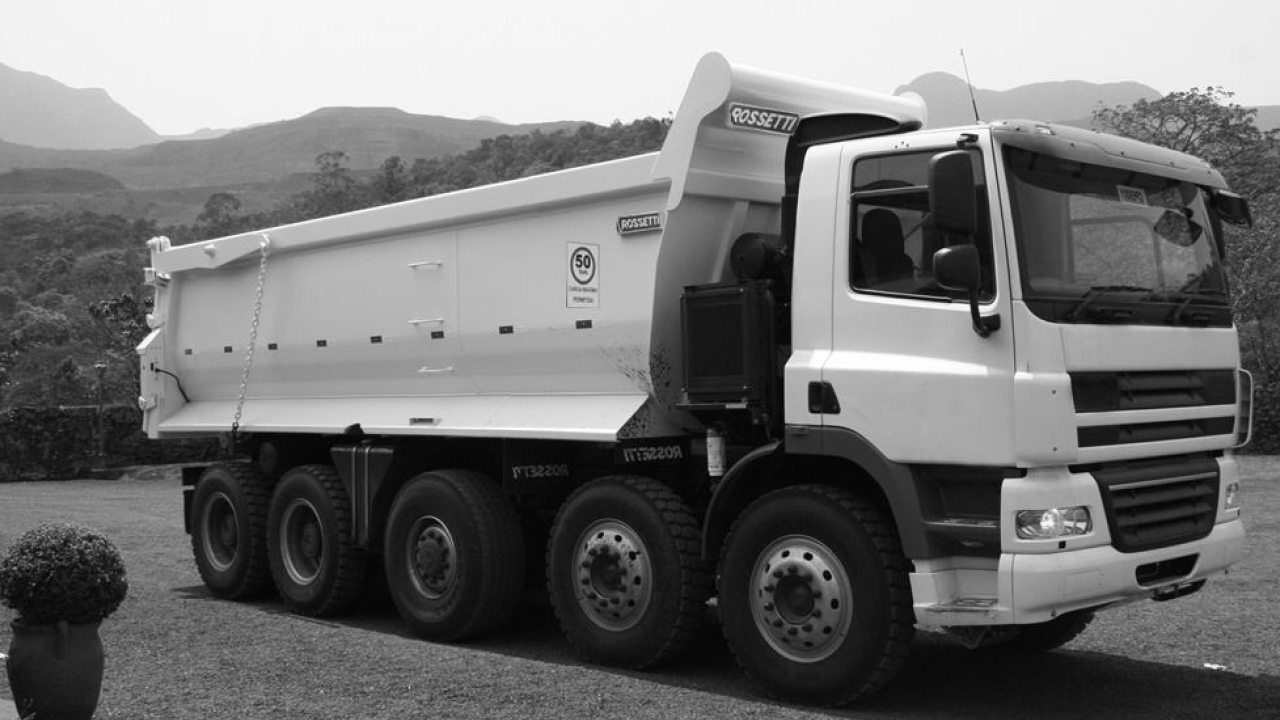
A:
[{"xmin": 0, "ymin": 522, "xmax": 129, "ymax": 624}]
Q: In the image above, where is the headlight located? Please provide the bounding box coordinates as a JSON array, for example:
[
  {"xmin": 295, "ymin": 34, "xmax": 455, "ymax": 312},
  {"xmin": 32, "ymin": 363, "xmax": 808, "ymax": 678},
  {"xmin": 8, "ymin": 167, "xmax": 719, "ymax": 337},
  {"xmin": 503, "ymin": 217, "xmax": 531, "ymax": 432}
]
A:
[{"xmin": 1015, "ymin": 507, "xmax": 1092, "ymax": 540}]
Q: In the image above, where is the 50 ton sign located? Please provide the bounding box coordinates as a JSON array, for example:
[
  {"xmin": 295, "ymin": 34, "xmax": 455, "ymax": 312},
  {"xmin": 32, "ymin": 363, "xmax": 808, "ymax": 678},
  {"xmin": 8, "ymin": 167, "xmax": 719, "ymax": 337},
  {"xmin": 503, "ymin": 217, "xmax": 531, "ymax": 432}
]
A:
[{"xmin": 567, "ymin": 243, "xmax": 600, "ymax": 308}]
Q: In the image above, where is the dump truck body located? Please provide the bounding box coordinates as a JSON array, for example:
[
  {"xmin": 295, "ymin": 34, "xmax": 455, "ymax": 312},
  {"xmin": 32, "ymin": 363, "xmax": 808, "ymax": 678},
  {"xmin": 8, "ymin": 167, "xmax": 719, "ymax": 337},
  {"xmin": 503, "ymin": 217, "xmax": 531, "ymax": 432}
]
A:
[{"xmin": 140, "ymin": 54, "xmax": 924, "ymax": 443}]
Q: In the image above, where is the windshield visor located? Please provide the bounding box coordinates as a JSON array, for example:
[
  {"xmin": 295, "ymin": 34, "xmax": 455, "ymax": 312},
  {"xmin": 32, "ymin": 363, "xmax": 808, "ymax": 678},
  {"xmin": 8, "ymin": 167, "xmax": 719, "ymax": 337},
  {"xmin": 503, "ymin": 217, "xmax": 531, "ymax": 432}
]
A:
[{"xmin": 1004, "ymin": 145, "xmax": 1230, "ymax": 327}]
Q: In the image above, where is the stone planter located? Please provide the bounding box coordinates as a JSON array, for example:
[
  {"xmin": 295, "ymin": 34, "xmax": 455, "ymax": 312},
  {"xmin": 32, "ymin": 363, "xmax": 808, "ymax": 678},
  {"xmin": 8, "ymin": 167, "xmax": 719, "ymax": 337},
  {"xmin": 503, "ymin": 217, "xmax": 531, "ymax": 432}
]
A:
[{"xmin": 6, "ymin": 619, "xmax": 105, "ymax": 720}]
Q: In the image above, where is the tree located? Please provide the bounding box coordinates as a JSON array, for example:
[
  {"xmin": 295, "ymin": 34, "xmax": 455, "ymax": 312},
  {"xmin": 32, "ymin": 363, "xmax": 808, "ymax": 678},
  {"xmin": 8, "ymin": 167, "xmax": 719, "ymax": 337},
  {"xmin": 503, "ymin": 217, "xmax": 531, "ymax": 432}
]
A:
[
  {"xmin": 296, "ymin": 150, "xmax": 364, "ymax": 218},
  {"xmin": 369, "ymin": 156, "xmax": 410, "ymax": 204},
  {"xmin": 7, "ymin": 306, "xmax": 74, "ymax": 350},
  {"xmin": 1093, "ymin": 87, "xmax": 1280, "ymax": 198},
  {"xmin": 197, "ymin": 192, "xmax": 244, "ymax": 238}
]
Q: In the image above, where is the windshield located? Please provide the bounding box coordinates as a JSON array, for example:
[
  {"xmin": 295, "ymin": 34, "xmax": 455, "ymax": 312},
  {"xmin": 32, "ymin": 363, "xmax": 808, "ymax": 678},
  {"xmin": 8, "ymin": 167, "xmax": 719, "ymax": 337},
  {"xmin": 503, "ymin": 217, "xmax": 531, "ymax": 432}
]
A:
[{"xmin": 1004, "ymin": 145, "xmax": 1231, "ymax": 327}]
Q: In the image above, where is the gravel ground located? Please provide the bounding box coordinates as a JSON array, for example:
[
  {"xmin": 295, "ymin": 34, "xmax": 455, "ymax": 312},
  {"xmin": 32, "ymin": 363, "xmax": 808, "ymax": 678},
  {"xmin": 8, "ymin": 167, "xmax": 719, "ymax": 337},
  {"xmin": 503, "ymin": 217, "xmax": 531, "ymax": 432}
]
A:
[{"xmin": 1, "ymin": 459, "xmax": 1278, "ymax": 719}]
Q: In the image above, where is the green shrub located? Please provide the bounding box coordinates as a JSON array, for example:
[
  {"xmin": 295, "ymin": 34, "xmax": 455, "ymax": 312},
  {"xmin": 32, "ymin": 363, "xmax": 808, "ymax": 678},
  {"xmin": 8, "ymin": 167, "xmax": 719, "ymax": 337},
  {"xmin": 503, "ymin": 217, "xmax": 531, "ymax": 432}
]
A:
[{"xmin": 0, "ymin": 523, "xmax": 129, "ymax": 625}]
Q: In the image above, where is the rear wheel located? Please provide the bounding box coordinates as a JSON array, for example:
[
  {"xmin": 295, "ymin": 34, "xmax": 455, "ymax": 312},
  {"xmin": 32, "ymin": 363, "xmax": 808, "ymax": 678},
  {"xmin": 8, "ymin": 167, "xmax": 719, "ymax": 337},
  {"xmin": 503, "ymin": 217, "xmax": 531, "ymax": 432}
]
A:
[
  {"xmin": 191, "ymin": 463, "xmax": 273, "ymax": 599},
  {"xmin": 267, "ymin": 465, "xmax": 367, "ymax": 616},
  {"xmin": 547, "ymin": 475, "xmax": 710, "ymax": 669},
  {"xmin": 718, "ymin": 485, "xmax": 914, "ymax": 705},
  {"xmin": 383, "ymin": 470, "xmax": 525, "ymax": 640}
]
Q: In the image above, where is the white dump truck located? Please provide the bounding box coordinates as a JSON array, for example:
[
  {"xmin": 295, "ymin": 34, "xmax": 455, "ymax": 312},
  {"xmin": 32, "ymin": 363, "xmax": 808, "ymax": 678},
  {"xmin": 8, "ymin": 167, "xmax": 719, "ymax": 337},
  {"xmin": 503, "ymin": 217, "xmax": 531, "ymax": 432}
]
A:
[{"xmin": 139, "ymin": 52, "xmax": 1255, "ymax": 704}]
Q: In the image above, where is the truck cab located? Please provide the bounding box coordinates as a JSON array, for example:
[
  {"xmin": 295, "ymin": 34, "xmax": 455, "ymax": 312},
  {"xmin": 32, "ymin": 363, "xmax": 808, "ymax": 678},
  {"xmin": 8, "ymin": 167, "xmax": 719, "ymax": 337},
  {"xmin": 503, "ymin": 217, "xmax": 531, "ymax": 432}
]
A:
[{"xmin": 774, "ymin": 119, "xmax": 1249, "ymax": 625}]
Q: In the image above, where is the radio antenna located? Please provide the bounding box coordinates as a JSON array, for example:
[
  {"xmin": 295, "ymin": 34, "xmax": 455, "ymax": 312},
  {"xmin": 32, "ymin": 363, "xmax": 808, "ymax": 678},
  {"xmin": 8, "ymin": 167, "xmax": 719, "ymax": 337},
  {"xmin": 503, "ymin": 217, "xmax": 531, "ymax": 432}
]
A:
[{"xmin": 960, "ymin": 49, "xmax": 981, "ymax": 122}]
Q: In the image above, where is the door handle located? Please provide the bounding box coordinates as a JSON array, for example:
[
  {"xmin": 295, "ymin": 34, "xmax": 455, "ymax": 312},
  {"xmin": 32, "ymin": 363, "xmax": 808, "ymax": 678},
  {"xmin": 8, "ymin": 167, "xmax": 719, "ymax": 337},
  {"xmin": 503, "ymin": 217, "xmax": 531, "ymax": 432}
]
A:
[{"xmin": 808, "ymin": 381, "xmax": 841, "ymax": 414}]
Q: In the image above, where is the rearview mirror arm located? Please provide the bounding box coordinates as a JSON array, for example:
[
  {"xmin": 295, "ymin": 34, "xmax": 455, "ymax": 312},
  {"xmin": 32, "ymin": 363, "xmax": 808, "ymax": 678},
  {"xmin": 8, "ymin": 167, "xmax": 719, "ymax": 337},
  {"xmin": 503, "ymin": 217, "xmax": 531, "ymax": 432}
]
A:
[{"xmin": 967, "ymin": 290, "xmax": 1001, "ymax": 338}]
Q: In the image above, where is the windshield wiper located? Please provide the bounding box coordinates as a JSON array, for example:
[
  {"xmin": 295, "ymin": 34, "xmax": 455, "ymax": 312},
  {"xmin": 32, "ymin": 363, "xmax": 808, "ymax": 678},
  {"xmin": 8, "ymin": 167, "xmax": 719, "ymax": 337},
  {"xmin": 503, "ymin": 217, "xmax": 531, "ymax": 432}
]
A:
[
  {"xmin": 1163, "ymin": 273, "xmax": 1227, "ymax": 299},
  {"xmin": 1067, "ymin": 285, "xmax": 1150, "ymax": 322},
  {"xmin": 1163, "ymin": 287, "xmax": 1228, "ymax": 325},
  {"xmin": 1146, "ymin": 274, "xmax": 1228, "ymax": 324}
]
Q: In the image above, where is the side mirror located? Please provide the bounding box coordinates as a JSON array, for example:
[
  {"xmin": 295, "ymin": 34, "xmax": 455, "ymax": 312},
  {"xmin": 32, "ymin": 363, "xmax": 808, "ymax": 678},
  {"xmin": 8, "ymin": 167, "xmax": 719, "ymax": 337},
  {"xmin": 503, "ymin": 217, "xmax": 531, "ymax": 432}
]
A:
[
  {"xmin": 929, "ymin": 150, "xmax": 977, "ymax": 237},
  {"xmin": 933, "ymin": 244, "xmax": 981, "ymax": 292},
  {"xmin": 934, "ymin": 245, "xmax": 1000, "ymax": 338},
  {"xmin": 1212, "ymin": 190, "xmax": 1253, "ymax": 228}
]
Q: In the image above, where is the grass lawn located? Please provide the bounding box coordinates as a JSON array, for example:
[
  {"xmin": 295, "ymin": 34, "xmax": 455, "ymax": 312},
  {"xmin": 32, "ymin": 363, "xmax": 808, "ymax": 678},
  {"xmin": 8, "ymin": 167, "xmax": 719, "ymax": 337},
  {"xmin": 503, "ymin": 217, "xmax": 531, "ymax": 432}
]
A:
[{"xmin": 1, "ymin": 459, "xmax": 1277, "ymax": 718}]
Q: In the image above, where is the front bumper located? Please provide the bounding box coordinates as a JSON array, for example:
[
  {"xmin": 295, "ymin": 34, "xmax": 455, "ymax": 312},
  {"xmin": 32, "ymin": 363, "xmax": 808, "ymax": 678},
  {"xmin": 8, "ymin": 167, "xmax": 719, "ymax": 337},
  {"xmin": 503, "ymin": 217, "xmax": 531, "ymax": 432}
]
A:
[
  {"xmin": 911, "ymin": 517, "xmax": 1244, "ymax": 626},
  {"xmin": 913, "ymin": 452, "xmax": 1246, "ymax": 627},
  {"xmin": 1006, "ymin": 516, "xmax": 1244, "ymax": 623}
]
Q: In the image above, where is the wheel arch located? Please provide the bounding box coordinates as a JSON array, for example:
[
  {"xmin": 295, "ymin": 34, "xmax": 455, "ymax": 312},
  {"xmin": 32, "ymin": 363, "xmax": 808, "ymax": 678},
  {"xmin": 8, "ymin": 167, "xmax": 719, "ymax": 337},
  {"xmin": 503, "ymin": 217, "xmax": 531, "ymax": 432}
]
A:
[{"xmin": 702, "ymin": 427, "xmax": 928, "ymax": 563}]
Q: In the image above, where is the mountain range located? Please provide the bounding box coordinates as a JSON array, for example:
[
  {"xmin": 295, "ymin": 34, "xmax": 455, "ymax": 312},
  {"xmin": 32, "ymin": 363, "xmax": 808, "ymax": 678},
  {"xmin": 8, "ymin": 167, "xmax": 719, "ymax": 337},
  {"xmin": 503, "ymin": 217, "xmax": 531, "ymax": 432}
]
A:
[
  {"xmin": 895, "ymin": 72, "xmax": 1164, "ymax": 128},
  {"xmin": 1, "ymin": 60, "xmax": 1277, "ymax": 224},
  {"xmin": 0, "ymin": 63, "xmax": 161, "ymax": 149},
  {"xmin": 904, "ymin": 72, "xmax": 1280, "ymax": 133},
  {"xmin": 0, "ymin": 107, "xmax": 581, "ymax": 190}
]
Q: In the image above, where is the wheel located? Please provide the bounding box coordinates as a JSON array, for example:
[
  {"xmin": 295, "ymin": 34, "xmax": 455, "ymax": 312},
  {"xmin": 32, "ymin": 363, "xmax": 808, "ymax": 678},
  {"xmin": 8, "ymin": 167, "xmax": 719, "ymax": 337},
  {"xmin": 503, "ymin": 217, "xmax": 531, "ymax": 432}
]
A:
[
  {"xmin": 718, "ymin": 485, "xmax": 914, "ymax": 705},
  {"xmin": 266, "ymin": 465, "xmax": 367, "ymax": 616},
  {"xmin": 546, "ymin": 475, "xmax": 710, "ymax": 669},
  {"xmin": 383, "ymin": 470, "xmax": 525, "ymax": 641},
  {"xmin": 190, "ymin": 463, "xmax": 273, "ymax": 599},
  {"xmin": 1004, "ymin": 610, "xmax": 1094, "ymax": 652}
]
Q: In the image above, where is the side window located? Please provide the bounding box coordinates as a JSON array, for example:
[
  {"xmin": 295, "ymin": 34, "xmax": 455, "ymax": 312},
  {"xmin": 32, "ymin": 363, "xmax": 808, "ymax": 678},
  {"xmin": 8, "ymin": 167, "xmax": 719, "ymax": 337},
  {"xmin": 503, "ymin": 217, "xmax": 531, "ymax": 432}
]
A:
[{"xmin": 850, "ymin": 150, "xmax": 994, "ymax": 301}]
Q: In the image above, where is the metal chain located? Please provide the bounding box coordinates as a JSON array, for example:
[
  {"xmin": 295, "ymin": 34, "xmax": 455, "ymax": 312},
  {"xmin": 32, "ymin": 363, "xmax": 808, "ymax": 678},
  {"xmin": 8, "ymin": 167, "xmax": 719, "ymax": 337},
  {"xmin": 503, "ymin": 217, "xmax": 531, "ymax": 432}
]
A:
[{"xmin": 231, "ymin": 234, "xmax": 271, "ymax": 448}]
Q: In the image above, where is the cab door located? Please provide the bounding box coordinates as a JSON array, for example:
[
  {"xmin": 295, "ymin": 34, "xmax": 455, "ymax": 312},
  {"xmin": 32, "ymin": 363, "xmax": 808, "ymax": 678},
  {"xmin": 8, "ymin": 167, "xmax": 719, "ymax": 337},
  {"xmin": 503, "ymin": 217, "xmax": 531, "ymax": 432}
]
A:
[{"xmin": 822, "ymin": 131, "xmax": 1017, "ymax": 466}]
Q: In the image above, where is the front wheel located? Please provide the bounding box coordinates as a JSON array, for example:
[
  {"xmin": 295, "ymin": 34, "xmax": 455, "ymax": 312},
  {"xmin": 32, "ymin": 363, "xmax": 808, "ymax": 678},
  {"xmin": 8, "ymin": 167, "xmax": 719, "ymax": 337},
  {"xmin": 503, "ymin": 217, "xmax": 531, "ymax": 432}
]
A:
[{"xmin": 718, "ymin": 485, "xmax": 914, "ymax": 705}]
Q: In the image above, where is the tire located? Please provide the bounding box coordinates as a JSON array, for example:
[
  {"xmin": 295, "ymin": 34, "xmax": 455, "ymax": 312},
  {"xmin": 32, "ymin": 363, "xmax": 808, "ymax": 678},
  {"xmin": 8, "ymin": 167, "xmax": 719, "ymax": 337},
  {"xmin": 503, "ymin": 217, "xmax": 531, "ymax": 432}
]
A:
[
  {"xmin": 383, "ymin": 470, "xmax": 525, "ymax": 641},
  {"xmin": 190, "ymin": 463, "xmax": 273, "ymax": 599},
  {"xmin": 718, "ymin": 485, "xmax": 914, "ymax": 705},
  {"xmin": 547, "ymin": 475, "xmax": 711, "ymax": 669},
  {"xmin": 266, "ymin": 465, "xmax": 367, "ymax": 616},
  {"xmin": 1003, "ymin": 610, "xmax": 1094, "ymax": 652}
]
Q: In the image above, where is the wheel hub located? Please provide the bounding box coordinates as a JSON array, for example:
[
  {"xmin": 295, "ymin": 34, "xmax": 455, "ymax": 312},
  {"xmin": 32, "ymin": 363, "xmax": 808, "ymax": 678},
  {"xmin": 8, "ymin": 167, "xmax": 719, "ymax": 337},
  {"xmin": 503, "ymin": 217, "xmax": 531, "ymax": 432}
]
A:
[
  {"xmin": 574, "ymin": 520, "xmax": 651, "ymax": 631},
  {"xmin": 750, "ymin": 536, "xmax": 852, "ymax": 663},
  {"xmin": 203, "ymin": 492, "xmax": 239, "ymax": 572},
  {"xmin": 409, "ymin": 518, "xmax": 456, "ymax": 598},
  {"xmin": 299, "ymin": 522, "xmax": 320, "ymax": 561},
  {"xmin": 280, "ymin": 499, "xmax": 323, "ymax": 585},
  {"xmin": 217, "ymin": 513, "xmax": 237, "ymax": 549},
  {"xmin": 775, "ymin": 574, "xmax": 816, "ymax": 623}
]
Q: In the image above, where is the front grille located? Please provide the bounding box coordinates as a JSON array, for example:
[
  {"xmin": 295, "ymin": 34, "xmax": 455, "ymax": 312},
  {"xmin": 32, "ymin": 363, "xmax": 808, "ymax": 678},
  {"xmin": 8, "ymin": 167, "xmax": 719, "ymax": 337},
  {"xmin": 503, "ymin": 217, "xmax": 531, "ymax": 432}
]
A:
[
  {"xmin": 1078, "ymin": 417, "xmax": 1235, "ymax": 447},
  {"xmin": 1071, "ymin": 370, "xmax": 1235, "ymax": 412},
  {"xmin": 1092, "ymin": 456, "xmax": 1219, "ymax": 553},
  {"xmin": 1070, "ymin": 370, "xmax": 1237, "ymax": 451}
]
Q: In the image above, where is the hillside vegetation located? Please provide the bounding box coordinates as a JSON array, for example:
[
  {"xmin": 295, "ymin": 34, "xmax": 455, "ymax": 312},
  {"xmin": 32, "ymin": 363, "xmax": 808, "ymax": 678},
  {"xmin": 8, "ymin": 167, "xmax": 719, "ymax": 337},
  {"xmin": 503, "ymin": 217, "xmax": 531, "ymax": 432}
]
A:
[{"xmin": 0, "ymin": 167, "xmax": 124, "ymax": 193}]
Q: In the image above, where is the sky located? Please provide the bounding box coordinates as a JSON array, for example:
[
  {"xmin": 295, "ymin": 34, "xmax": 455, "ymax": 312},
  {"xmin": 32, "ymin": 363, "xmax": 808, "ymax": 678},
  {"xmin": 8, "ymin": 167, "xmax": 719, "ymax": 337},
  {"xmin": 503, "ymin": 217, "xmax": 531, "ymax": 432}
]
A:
[{"xmin": 3, "ymin": 0, "xmax": 1279, "ymax": 136}]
